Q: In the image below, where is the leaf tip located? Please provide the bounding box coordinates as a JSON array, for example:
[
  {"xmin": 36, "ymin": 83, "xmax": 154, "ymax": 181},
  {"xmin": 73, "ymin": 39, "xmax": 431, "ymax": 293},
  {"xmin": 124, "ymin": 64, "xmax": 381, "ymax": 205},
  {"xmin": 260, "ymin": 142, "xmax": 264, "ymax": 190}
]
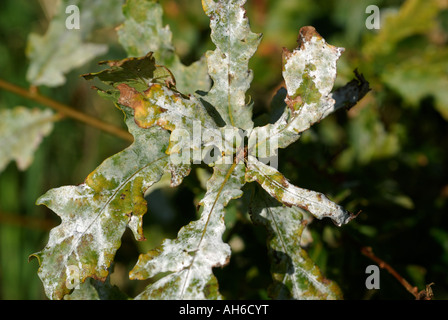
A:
[
  {"xmin": 35, "ymin": 195, "xmax": 47, "ymax": 207},
  {"xmin": 297, "ymin": 26, "xmax": 320, "ymax": 47},
  {"xmin": 28, "ymin": 252, "xmax": 41, "ymax": 265},
  {"xmin": 297, "ymin": 25, "xmax": 345, "ymax": 56}
]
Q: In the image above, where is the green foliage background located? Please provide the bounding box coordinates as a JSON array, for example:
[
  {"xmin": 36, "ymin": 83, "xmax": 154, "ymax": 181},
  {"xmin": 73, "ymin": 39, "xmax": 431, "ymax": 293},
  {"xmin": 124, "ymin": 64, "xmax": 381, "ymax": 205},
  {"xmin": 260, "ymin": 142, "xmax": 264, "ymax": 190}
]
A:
[{"xmin": 0, "ymin": 0, "xmax": 447, "ymax": 299}]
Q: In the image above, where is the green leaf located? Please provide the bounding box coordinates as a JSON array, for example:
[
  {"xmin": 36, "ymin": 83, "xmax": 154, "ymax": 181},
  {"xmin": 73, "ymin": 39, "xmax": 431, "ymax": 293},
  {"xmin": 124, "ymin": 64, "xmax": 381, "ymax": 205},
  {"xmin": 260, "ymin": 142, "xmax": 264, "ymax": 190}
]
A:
[
  {"xmin": 0, "ymin": 107, "xmax": 54, "ymax": 173},
  {"xmin": 130, "ymin": 161, "xmax": 245, "ymax": 299},
  {"xmin": 249, "ymin": 186, "xmax": 343, "ymax": 299},
  {"xmin": 114, "ymin": 81, "xmax": 242, "ymax": 168},
  {"xmin": 30, "ymin": 106, "xmax": 172, "ymax": 300},
  {"xmin": 245, "ymin": 156, "xmax": 354, "ymax": 227},
  {"xmin": 201, "ymin": 0, "xmax": 262, "ymax": 130},
  {"xmin": 117, "ymin": 82, "xmax": 216, "ymax": 132},
  {"xmin": 380, "ymin": 48, "xmax": 448, "ymax": 120},
  {"xmin": 26, "ymin": 0, "xmax": 124, "ymax": 87},
  {"xmin": 362, "ymin": 0, "xmax": 439, "ymax": 59},
  {"xmin": 117, "ymin": 0, "xmax": 211, "ymax": 95}
]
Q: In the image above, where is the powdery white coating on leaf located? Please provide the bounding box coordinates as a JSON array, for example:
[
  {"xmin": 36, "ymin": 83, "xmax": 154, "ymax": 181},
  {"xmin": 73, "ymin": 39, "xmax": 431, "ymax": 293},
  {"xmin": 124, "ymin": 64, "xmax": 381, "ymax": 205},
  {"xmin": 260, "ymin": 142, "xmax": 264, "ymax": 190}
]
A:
[
  {"xmin": 117, "ymin": 83, "xmax": 220, "ymax": 160},
  {"xmin": 201, "ymin": 0, "xmax": 262, "ymax": 130},
  {"xmin": 117, "ymin": 0, "xmax": 173, "ymax": 59},
  {"xmin": 283, "ymin": 33, "xmax": 344, "ymax": 99},
  {"xmin": 250, "ymin": 188, "xmax": 343, "ymax": 299},
  {"xmin": 0, "ymin": 107, "xmax": 54, "ymax": 172},
  {"xmin": 32, "ymin": 107, "xmax": 172, "ymax": 300},
  {"xmin": 137, "ymin": 84, "xmax": 216, "ymax": 131},
  {"xmin": 33, "ymin": 184, "xmax": 125, "ymax": 298},
  {"xmin": 132, "ymin": 211, "xmax": 230, "ymax": 299},
  {"xmin": 282, "ymin": 27, "xmax": 344, "ymax": 133},
  {"xmin": 131, "ymin": 162, "xmax": 246, "ymax": 299},
  {"xmin": 248, "ymin": 27, "xmax": 345, "ymax": 158},
  {"xmin": 246, "ymin": 156, "xmax": 353, "ymax": 226}
]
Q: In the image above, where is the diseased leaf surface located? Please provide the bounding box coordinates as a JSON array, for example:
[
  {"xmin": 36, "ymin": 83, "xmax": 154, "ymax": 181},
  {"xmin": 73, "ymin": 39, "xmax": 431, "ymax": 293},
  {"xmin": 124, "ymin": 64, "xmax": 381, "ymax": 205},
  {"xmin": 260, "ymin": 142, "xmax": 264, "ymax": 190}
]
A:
[
  {"xmin": 131, "ymin": 161, "xmax": 245, "ymax": 299},
  {"xmin": 31, "ymin": 107, "xmax": 170, "ymax": 300},
  {"xmin": 33, "ymin": 0, "xmax": 368, "ymax": 301},
  {"xmin": 82, "ymin": 52, "xmax": 174, "ymax": 92},
  {"xmin": 249, "ymin": 186, "xmax": 343, "ymax": 300},
  {"xmin": 64, "ymin": 273, "xmax": 129, "ymax": 300},
  {"xmin": 201, "ymin": 0, "xmax": 262, "ymax": 130},
  {"xmin": 246, "ymin": 156, "xmax": 354, "ymax": 227},
  {"xmin": 249, "ymin": 27, "xmax": 345, "ymax": 157}
]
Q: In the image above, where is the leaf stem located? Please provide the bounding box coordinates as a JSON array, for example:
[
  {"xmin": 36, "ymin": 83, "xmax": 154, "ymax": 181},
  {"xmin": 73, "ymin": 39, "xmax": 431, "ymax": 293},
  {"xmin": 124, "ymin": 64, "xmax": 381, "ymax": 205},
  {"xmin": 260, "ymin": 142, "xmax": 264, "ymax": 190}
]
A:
[
  {"xmin": 0, "ymin": 211, "xmax": 57, "ymax": 231},
  {"xmin": 0, "ymin": 78, "xmax": 133, "ymax": 142}
]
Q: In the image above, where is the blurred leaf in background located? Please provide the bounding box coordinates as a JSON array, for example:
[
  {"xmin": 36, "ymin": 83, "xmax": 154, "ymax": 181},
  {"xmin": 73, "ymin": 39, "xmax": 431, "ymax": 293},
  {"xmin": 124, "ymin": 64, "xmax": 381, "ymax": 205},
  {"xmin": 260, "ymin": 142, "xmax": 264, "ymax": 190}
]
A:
[
  {"xmin": 26, "ymin": 0, "xmax": 125, "ymax": 87},
  {"xmin": 0, "ymin": 107, "xmax": 55, "ymax": 173},
  {"xmin": 0, "ymin": 0, "xmax": 128, "ymax": 300}
]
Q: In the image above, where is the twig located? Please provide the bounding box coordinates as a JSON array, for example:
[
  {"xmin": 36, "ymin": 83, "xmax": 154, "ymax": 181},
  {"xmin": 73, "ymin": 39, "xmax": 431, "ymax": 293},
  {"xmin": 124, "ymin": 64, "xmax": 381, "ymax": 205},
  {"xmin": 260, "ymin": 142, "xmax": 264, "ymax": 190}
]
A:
[
  {"xmin": 361, "ymin": 246, "xmax": 434, "ymax": 300},
  {"xmin": 0, "ymin": 211, "xmax": 57, "ymax": 231},
  {"xmin": 0, "ymin": 78, "xmax": 133, "ymax": 142}
]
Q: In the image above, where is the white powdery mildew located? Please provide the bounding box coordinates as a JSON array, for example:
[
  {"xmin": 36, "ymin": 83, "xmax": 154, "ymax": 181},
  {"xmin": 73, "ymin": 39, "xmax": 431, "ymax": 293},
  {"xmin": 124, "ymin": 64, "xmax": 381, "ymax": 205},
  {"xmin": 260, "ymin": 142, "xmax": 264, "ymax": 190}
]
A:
[
  {"xmin": 131, "ymin": 215, "xmax": 230, "ymax": 298},
  {"xmin": 33, "ymin": 118, "xmax": 173, "ymax": 298},
  {"xmin": 36, "ymin": 184, "xmax": 131, "ymax": 298},
  {"xmin": 248, "ymin": 29, "xmax": 346, "ymax": 158},
  {"xmin": 202, "ymin": 0, "xmax": 261, "ymax": 130},
  {"xmin": 251, "ymin": 193, "xmax": 341, "ymax": 299},
  {"xmin": 131, "ymin": 163, "xmax": 245, "ymax": 299},
  {"xmin": 34, "ymin": 185, "xmax": 110, "ymax": 297},
  {"xmin": 49, "ymin": 186, "xmax": 115, "ymax": 252},
  {"xmin": 140, "ymin": 85, "xmax": 220, "ymax": 159},
  {"xmin": 246, "ymin": 156, "xmax": 352, "ymax": 227},
  {"xmin": 131, "ymin": 208, "xmax": 227, "ymax": 281},
  {"xmin": 158, "ymin": 86, "xmax": 217, "ymax": 130},
  {"xmin": 282, "ymin": 32, "xmax": 344, "ymax": 137},
  {"xmin": 274, "ymin": 217, "xmax": 336, "ymax": 299},
  {"xmin": 283, "ymin": 36, "xmax": 344, "ymax": 99}
]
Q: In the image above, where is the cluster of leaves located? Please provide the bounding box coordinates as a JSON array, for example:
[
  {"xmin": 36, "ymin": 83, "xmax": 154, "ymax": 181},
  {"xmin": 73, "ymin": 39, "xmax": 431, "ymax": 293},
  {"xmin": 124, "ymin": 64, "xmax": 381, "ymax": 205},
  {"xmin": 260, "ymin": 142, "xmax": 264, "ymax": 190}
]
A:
[
  {"xmin": 1, "ymin": 0, "xmax": 447, "ymax": 300},
  {"xmin": 263, "ymin": 0, "xmax": 448, "ymax": 299},
  {"xmin": 23, "ymin": 0, "xmax": 371, "ymax": 300}
]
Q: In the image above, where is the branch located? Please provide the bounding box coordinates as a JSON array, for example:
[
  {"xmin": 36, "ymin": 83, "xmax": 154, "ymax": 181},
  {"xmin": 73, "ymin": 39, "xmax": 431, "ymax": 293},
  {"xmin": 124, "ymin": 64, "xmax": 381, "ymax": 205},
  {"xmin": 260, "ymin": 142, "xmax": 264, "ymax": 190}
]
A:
[
  {"xmin": 0, "ymin": 78, "xmax": 133, "ymax": 142},
  {"xmin": 0, "ymin": 211, "xmax": 57, "ymax": 231},
  {"xmin": 361, "ymin": 246, "xmax": 434, "ymax": 300}
]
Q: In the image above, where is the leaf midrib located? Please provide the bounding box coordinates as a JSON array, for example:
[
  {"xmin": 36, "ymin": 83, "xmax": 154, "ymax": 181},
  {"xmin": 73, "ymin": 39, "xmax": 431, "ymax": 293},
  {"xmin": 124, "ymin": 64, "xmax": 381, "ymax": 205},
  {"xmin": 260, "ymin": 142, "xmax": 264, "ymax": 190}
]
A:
[
  {"xmin": 261, "ymin": 195, "xmax": 335, "ymax": 298},
  {"xmin": 179, "ymin": 149, "xmax": 243, "ymax": 298},
  {"xmin": 250, "ymin": 159, "xmax": 343, "ymax": 216}
]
